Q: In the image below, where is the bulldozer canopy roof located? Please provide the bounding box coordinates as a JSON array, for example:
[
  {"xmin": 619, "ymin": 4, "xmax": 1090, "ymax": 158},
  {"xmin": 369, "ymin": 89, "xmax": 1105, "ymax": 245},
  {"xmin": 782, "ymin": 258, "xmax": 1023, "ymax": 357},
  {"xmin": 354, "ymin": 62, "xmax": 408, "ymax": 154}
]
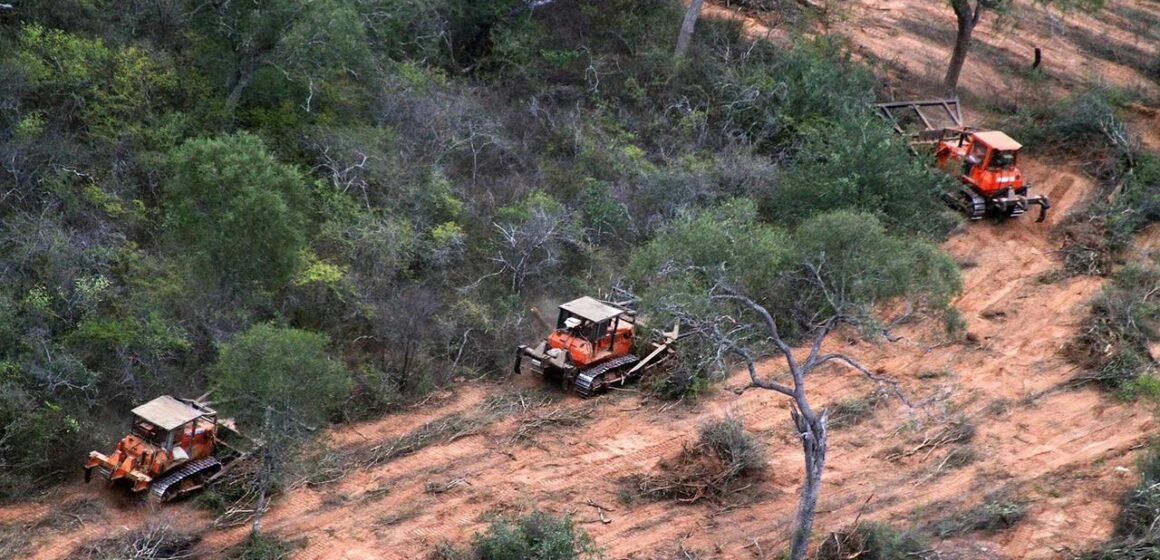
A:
[
  {"xmin": 132, "ymin": 396, "xmax": 206, "ymax": 431},
  {"xmin": 559, "ymin": 296, "xmax": 625, "ymax": 323},
  {"xmin": 972, "ymin": 130, "xmax": 1022, "ymax": 151}
]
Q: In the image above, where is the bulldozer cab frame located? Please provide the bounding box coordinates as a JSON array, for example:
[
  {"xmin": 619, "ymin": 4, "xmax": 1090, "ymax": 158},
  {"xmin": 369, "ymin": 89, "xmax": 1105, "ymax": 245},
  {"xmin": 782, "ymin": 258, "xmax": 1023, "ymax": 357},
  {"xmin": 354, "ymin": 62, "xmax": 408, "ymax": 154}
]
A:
[
  {"xmin": 554, "ymin": 296, "xmax": 633, "ymax": 350},
  {"xmin": 129, "ymin": 396, "xmax": 217, "ymax": 453}
]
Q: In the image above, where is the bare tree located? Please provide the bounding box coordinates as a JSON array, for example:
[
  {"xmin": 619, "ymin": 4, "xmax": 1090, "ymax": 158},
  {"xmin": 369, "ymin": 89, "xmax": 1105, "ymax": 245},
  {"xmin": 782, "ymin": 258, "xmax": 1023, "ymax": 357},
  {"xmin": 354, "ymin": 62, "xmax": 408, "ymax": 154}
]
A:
[
  {"xmin": 490, "ymin": 200, "xmax": 582, "ymax": 293},
  {"xmin": 697, "ymin": 285, "xmax": 907, "ymax": 559},
  {"xmin": 944, "ymin": 0, "xmax": 992, "ymax": 93},
  {"xmin": 631, "ymin": 206, "xmax": 957, "ymax": 559},
  {"xmin": 943, "ymin": 0, "xmax": 1104, "ymax": 93},
  {"xmin": 675, "ymin": 0, "xmax": 705, "ymax": 57}
]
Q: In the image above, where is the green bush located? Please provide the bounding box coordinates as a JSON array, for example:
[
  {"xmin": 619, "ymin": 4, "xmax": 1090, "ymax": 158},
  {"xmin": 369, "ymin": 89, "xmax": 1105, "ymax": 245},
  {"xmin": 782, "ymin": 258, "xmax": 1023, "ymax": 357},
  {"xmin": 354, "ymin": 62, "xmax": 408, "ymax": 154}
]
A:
[
  {"xmin": 1107, "ymin": 154, "xmax": 1160, "ymax": 246},
  {"xmin": 1116, "ymin": 447, "xmax": 1160, "ymax": 539},
  {"xmin": 1077, "ymin": 447, "xmax": 1160, "ymax": 558},
  {"xmin": 165, "ymin": 132, "xmax": 309, "ymax": 291},
  {"xmin": 718, "ymin": 37, "xmax": 877, "ymax": 154},
  {"xmin": 229, "ymin": 533, "xmax": 301, "ymax": 560},
  {"xmin": 697, "ymin": 416, "xmax": 767, "ymax": 477},
  {"xmin": 211, "ymin": 324, "xmax": 351, "ymax": 428},
  {"xmin": 769, "ymin": 118, "xmax": 960, "ymax": 237},
  {"xmin": 1011, "ymin": 89, "xmax": 1134, "ymax": 155},
  {"xmin": 931, "ymin": 491, "xmax": 1027, "ymax": 537},
  {"xmin": 471, "ymin": 511, "xmax": 597, "ymax": 560},
  {"xmin": 1065, "ymin": 259, "xmax": 1160, "ymax": 392}
]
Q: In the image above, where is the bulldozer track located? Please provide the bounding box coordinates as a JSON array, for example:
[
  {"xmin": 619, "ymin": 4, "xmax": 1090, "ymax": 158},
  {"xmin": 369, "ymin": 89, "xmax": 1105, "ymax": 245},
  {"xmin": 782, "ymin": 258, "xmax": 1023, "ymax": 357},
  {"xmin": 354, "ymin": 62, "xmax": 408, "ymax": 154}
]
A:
[
  {"xmin": 574, "ymin": 355, "xmax": 640, "ymax": 397},
  {"xmin": 149, "ymin": 457, "xmax": 221, "ymax": 503},
  {"xmin": 960, "ymin": 189, "xmax": 987, "ymax": 220}
]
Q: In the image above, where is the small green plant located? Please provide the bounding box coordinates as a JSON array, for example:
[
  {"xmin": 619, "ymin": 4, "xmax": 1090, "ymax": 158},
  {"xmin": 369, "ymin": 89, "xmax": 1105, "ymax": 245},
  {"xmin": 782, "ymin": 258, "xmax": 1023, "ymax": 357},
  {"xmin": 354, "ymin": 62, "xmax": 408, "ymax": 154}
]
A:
[
  {"xmin": 230, "ymin": 534, "xmax": 302, "ymax": 560},
  {"xmin": 471, "ymin": 511, "xmax": 597, "ymax": 560},
  {"xmin": 931, "ymin": 491, "xmax": 1027, "ymax": 537},
  {"xmin": 827, "ymin": 392, "xmax": 883, "ymax": 429},
  {"xmin": 1065, "ymin": 258, "xmax": 1160, "ymax": 393}
]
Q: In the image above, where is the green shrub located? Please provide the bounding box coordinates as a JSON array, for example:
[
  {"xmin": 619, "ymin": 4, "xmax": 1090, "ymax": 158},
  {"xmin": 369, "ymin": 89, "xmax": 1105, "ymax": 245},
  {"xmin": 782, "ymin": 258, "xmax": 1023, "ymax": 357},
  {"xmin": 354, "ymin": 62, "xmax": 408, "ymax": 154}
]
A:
[
  {"xmin": 1065, "ymin": 259, "xmax": 1160, "ymax": 392},
  {"xmin": 629, "ymin": 416, "xmax": 766, "ymax": 503},
  {"xmin": 229, "ymin": 533, "xmax": 301, "ymax": 560},
  {"xmin": 1107, "ymin": 153, "xmax": 1160, "ymax": 246},
  {"xmin": 768, "ymin": 117, "xmax": 960, "ymax": 237},
  {"xmin": 642, "ymin": 364, "xmax": 711, "ymax": 402},
  {"xmin": 165, "ymin": 132, "xmax": 309, "ymax": 290},
  {"xmin": 471, "ymin": 511, "xmax": 597, "ymax": 560},
  {"xmin": 931, "ymin": 491, "xmax": 1027, "ymax": 537},
  {"xmin": 1077, "ymin": 447, "xmax": 1160, "ymax": 558},
  {"xmin": 718, "ymin": 37, "xmax": 877, "ymax": 154},
  {"xmin": 1011, "ymin": 89, "xmax": 1135, "ymax": 156},
  {"xmin": 1116, "ymin": 447, "xmax": 1160, "ymax": 539},
  {"xmin": 697, "ymin": 416, "xmax": 767, "ymax": 477}
]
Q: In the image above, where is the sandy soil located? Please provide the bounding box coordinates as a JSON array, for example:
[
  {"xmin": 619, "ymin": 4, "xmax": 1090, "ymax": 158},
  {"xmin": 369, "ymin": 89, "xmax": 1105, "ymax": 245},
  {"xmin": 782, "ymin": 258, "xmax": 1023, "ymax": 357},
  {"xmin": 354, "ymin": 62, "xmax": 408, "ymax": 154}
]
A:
[
  {"xmin": 6, "ymin": 159, "xmax": 1147, "ymax": 560},
  {"xmin": 4, "ymin": 2, "xmax": 1159, "ymax": 559}
]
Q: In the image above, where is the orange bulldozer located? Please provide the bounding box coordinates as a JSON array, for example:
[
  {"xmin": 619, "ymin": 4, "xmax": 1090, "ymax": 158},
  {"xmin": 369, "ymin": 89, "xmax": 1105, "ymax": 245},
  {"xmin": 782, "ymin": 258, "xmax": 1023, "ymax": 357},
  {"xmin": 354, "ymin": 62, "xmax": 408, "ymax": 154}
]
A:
[
  {"xmin": 876, "ymin": 98, "xmax": 1050, "ymax": 222},
  {"xmin": 84, "ymin": 395, "xmax": 255, "ymax": 502},
  {"xmin": 514, "ymin": 296, "xmax": 683, "ymax": 397}
]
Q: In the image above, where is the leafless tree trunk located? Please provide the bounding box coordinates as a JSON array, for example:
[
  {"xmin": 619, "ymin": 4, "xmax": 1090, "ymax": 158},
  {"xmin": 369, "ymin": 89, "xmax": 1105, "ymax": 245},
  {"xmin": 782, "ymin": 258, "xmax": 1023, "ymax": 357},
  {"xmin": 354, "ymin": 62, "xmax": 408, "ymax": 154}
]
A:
[
  {"xmin": 790, "ymin": 405, "xmax": 826, "ymax": 559},
  {"xmin": 944, "ymin": 0, "xmax": 986, "ymax": 93},
  {"xmin": 675, "ymin": 0, "xmax": 705, "ymax": 57},
  {"xmin": 707, "ymin": 287, "xmax": 906, "ymax": 560},
  {"xmin": 251, "ymin": 406, "xmax": 274, "ymax": 536}
]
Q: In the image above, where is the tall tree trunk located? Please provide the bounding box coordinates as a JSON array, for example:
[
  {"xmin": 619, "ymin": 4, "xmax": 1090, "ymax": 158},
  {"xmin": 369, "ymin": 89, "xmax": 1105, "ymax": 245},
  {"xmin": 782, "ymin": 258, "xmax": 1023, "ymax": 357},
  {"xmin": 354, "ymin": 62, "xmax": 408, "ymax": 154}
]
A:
[
  {"xmin": 251, "ymin": 406, "xmax": 274, "ymax": 536},
  {"xmin": 788, "ymin": 406, "xmax": 828, "ymax": 560},
  {"xmin": 225, "ymin": 56, "xmax": 259, "ymax": 120},
  {"xmin": 675, "ymin": 0, "xmax": 705, "ymax": 57},
  {"xmin": 943, "ymin": 0, "xmax": 984, "ymax": 94}
]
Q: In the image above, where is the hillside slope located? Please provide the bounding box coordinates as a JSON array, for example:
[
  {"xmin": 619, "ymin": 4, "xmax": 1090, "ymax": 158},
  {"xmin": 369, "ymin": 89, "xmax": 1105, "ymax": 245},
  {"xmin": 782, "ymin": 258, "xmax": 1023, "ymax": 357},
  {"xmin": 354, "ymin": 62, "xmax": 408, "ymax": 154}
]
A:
[{"xmin": 3, "ymin": 2, "xmax": 1160, "ymax": 559}]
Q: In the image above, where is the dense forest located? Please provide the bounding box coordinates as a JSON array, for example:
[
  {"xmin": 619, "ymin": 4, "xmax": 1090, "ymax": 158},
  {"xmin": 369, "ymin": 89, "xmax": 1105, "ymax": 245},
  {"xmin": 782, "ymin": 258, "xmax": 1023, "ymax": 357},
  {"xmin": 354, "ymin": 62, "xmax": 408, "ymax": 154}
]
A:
[{"xmin": 11, "ymin": 0, "xmax": 1145, "ymax": 513}]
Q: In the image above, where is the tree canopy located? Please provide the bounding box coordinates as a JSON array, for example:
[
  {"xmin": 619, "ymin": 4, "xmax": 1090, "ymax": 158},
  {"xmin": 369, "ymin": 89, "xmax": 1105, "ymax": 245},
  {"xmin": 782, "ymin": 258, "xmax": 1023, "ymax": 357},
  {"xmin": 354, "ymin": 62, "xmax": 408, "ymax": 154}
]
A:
[{"xmin": 165, "ymin": 132, "xmax": 309, "ymax": 291}]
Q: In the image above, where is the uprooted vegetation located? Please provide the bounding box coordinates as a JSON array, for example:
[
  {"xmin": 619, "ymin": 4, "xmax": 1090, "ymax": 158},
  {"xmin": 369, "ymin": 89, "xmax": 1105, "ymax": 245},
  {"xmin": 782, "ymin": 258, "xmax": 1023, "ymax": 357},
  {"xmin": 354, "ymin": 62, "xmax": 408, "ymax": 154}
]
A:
[
  {"xmin": 1077, "ymin": 446, "xmax": 1160, "ymax": 559},
  {"xmin": 300, "ymin": 389, "xmax": 590, "ymax": 486},
  {"xmin": 1064, "ymin": 257, "xmax": 1160, "ymax": 394},
  {"xmin": 197, "ymin": 457, "xmax": 266, "ymax": 528},
  {"xmin": 1009, "ymin": 89, "xmax": 1160, "ymax": 278},
  {"xmin": 816, "ymin": 522, "xmax": 935, "ymax": 560},
  {"xmin": 70, "ymin": 517, "xmax": 201, "ymax": 560},
  {"xmin": 628, "ymin": 416, "xmax": 767, "ymax": 503}
]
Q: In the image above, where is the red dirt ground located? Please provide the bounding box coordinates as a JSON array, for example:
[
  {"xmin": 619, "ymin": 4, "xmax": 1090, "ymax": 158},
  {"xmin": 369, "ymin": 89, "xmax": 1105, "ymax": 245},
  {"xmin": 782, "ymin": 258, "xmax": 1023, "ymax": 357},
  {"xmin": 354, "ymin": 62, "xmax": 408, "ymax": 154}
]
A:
[{"xmin": 4, "ymin": 2, "xmax": 1160, "ymax": 559}]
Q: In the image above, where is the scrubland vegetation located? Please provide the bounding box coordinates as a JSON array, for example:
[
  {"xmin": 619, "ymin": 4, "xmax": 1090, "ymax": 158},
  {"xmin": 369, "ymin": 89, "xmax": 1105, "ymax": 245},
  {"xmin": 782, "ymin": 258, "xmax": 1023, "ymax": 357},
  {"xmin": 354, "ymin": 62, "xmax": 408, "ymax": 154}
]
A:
[
  {"xmin": 3, "ymin": 0, "xmax": 1160, "ymax": 558},
  {"xmin": 0, "ymin": 0, "xmax": 963, "ymax": 501}
]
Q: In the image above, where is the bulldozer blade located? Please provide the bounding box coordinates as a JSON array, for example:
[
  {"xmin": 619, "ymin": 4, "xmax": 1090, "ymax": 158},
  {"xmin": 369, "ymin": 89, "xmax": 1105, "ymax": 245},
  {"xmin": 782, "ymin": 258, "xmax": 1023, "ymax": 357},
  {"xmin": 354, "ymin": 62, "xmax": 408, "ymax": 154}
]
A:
[
  {"xmin": 1027, "ymin": 194, "xmax": 1050, "ymax": 223},
  {"xmin": 513, "ymin": 346, "xmax": 525, "ymax": 374},
  {"xmin": 626, "ymin": 323, "xmax": 681, "ymax": 376},
  {"xmin": 874, "ymin": 98, "xmax": 967, "ymax": 143}
]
